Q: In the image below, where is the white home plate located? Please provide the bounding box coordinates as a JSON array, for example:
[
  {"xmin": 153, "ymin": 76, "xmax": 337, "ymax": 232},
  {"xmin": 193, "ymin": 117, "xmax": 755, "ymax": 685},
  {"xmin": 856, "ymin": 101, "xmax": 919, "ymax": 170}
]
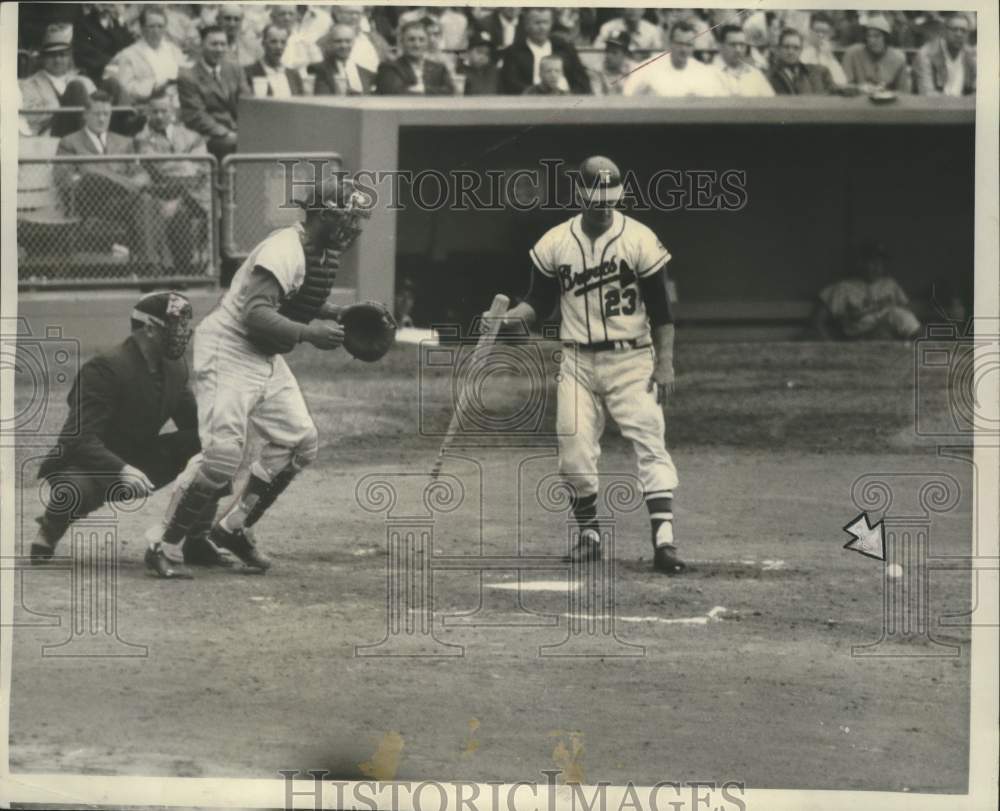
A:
[{"xmin": 490, "ymin": 580, "xmax": 578, "ymax": 592}]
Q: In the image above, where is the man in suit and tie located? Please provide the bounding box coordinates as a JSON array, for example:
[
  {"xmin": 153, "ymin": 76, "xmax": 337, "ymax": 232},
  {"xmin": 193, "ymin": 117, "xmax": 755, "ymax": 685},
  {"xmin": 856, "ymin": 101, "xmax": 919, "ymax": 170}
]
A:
[
  {"xmin": 245, "ymin": 23, "xmax": 305, "ymax": 97},
  {"xmin": 177, "ymin": 24, "xmax": 249, "ymax": 160},
  {"xmin": 55, "ymin": 90, "xmax": 163, "ymax": 264},
  {"xmin": 19, "ymin": 27, "xmax": 97, "ymax": 136},
  {"xmin": 312, "ymin": 23, "xmax": 376, "ymax": 95},
  {"xmin": 134, "ymin": 88, "xmax": 211, "ymax": 274},
  {"xmin": 376, "ymin": 19, "xmax": 455, "ymax": 95},
  {"xmin": 30, "ymin": 291, "xmax": 228, "ymax": 569},
  {"xmin": 499, "ymin": 8, "xmax": 591, "ymax": 95},
  {"xmin": 914, "ymin": 12, "xmax": 976, "ymax": 96}
]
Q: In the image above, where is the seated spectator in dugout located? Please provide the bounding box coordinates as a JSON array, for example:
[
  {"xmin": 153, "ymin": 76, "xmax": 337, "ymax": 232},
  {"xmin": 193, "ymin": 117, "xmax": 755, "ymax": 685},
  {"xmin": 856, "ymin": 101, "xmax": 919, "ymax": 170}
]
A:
[
  {"xmin": 593, "ymin": 7, "xmax": 663, "ymax": 53},
  {"xmin": 499, "ymin": 8, "xmax": 591, "ymax": 95},
  {"xmin": 133, "ymin": 89, "xmax": 211, "ymax": 274},
  {"xmin": 622, "ymin": 21, "xmax": 724, "ymax": 97},
  {"xmin": 103, "ymin": 5, "xmax": 189, "ymax": 107},
  {"xmin": 20, "ymin": 26, "xmax": 98, "ymax": 137},
  {"xmin": 55, "ymin": 91, "xmax": 163, "ymax": 265},
  {"xmin": 458, "ymin": 30, "xmax": 500, "ymax": 96},
  {"xmin": 376, "ymin": 19, "xmax": 455, "ymax": 95},
  {"xmin": 312, "ymin": 24, "xmax": 377, "ymax": 95},
  {"xmin": 30, "ymin": 292, "xmax": 227, "ymax": 568},
  {"xmin": 813, "ymin": 241, "xmax": 921, "ymax": 341},
  {"xmin": 914, "ymin": 12, "xmax": 976, "ymax": 96},
  {"xmin": 768, "ymin": 28, "xmax": 837, "ymax": 95},
  {"xmin": 841, "ymin": 14, "xmax": 911, "ymax": 93},
  {"xmin": 73, "ymin": 3, "xmax": 135, "ymax": 86},
  {"xmin": 524, "ymin": 54, "xmax": 570, "ymax": 95},
  {"xmin": 592, "ymin": 31, "xmax": 637, "ymax": 96},
  {"xmin": 246, "ymin": 23, "xmax": 305, "ymax": 97},
  {"xmin": 713, "ymin": 24, "xmax": 775, "ymax": 97},
  {"xmin": 800, "ymin": 13, "xmax": 848, "ymax": 87},
  {"xmin": 177, "ymin": 25, "xmax": 249, "ymax": 160}
]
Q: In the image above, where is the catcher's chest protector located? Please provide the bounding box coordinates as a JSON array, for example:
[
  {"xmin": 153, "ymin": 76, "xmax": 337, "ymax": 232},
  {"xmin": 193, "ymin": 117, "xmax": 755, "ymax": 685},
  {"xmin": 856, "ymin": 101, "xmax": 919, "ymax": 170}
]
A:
[{"xmin": 279, "ymin": 253, "xmax": 338, "ymax": 324}]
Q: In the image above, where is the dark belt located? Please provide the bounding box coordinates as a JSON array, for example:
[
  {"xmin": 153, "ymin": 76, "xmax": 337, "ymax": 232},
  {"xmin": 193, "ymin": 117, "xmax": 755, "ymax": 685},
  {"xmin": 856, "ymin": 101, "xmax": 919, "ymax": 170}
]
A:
[{"xmin": 564, "ymin": 339, "xmax": 652, "ymax": 352}]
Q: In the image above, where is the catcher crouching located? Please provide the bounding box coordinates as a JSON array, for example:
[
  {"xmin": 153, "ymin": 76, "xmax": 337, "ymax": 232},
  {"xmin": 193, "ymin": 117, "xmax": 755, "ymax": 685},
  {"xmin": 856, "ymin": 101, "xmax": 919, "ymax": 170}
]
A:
[{"xmin": 145, "ymin": 174, "xmax": 395, "ymax": 579}]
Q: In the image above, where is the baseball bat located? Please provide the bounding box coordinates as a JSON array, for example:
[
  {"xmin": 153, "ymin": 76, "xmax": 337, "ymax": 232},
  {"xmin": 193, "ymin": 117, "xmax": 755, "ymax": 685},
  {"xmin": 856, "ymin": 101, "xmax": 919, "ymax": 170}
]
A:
[{"xmin": 429, "ymin": 293, "xmax": 510, "ymax": 479}]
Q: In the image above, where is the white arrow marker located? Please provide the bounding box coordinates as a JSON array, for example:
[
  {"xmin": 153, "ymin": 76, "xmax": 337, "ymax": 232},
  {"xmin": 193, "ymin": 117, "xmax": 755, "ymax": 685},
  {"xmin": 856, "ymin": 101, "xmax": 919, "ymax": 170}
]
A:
[{"xmin": 843, "ymin": 512, "xmax": 886, "ymax": 561}]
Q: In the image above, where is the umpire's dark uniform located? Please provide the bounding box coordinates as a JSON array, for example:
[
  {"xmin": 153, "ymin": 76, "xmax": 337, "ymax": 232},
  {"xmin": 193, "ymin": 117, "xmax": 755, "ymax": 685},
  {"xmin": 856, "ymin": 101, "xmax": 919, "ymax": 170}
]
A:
[{"xmin": 34, "ymin": 333, "xmax": 200, "ymax": 555}]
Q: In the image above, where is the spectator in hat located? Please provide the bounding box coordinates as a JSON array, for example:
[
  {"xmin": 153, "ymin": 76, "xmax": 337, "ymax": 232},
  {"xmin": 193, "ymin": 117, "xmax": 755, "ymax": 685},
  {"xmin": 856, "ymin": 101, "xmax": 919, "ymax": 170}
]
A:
[
  {"xmin": 842, "ymin": 14, "xmax": 911, "ymax": 93},
  {"xmin": 800, "ymin": 12, "xmax": 849, "ymax": 87},
  {"xmin": 375, "ymin": 19, "xmax": 455, "ymax": 95},
  {"xmin": 812, "ymin": 241, "xmax": 921, "ymax": 341},
  {"xmin": 246, "ymin": 23, "xmax": 305, "ymax": 97},
  {"xmin": 594, "ymin": 8, "xmax": 662, "ymax": 53},
  {"xmin": 524, "ymin": 54, "xmax": 570, "ymax": 95},
  {"xmin": 312, "ymin": 24, "xmax": 377, "ymax": 95},
  {"xmin": 103, "ymin": 5, "xmax": 190, "ymax": 106},
  {"xmin": 914, "ymin": 12, "xmax": 976, "ymax": 96},
  {"xmin": 54, "ymin": 90, "xmax": 163, "ymax": 265},
  {"xmin": 592, "ymin": 31, "xmax": 636, "ymax": 95},
  {"xmin": 623, "ymin": 21, "xmax": 724, "ymax": 96},
  {"xmin": 133, "ymin": 87, "xmax": 211, "ymax": 275},
  {"xmin": 29, "ymin": 291, "xmax": 226, "ymax": 568},
  {"xmin": 713, "ymin": 23, "xmax": 775, "ymax": 97},
  {"xmin": 458, "ymin": 30, "xmax": 501, "ymax": 96},
  {"xmin": 768, "ymin": 28, "xmax": 837, "ymax": 95},
  {"xmin": 73, "ymin": 3, "xmax": 135, "ymax": 85},
  {"xmin": 177, "ymin": 25, "xmax": 249, "ymax": 160},
  {"xmin": 19, "ymin": 26, "xmax": 98, "ymax": 136},
  {"xmin": 499, "ymin": 8, "xmax": 592, "ymax": 95}
]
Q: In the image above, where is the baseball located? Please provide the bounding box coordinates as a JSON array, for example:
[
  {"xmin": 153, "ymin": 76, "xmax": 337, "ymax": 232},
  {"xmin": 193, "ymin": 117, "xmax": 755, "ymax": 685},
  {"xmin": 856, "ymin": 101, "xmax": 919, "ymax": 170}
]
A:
[{"xmin": 886, "ymin": 563, "xmax": 904, "ymax": 579}]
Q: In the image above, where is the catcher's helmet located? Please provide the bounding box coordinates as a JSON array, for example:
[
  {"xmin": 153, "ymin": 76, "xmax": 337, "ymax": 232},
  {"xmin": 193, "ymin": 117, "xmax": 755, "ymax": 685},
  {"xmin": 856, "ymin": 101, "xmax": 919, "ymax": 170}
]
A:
[{"xmin": 291, "ymin": 171, "xmax": 369, "ymax": 212}]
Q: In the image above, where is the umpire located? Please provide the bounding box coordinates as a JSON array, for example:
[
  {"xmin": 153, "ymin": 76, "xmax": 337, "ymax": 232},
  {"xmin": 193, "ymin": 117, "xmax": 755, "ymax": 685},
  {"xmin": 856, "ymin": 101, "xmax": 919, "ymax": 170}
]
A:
[{"xmin": 31, "ymin": 291, "xmax": 223, "ymax": 566}]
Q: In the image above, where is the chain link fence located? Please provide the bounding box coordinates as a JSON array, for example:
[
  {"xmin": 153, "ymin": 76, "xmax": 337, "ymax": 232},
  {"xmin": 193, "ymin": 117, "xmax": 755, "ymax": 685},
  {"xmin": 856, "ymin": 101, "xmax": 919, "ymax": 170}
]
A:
[
  {"xmin": 219, "ymin": 152, "xmax": 343, "ymax": 261},
  {"xmin": 17, "ymin": 143, "xmax": 218, "ymax": 290},
  {"xmin": 17, "ymin": 147, "xmax": 348, "ymax": 290}
]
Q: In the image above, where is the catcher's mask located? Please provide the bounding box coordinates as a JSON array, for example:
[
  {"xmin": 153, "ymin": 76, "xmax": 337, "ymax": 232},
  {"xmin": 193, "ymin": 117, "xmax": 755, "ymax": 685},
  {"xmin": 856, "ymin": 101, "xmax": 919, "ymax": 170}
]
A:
[
  {"xmin": 298, "ymin": 175, "xmax": 373, "ymax": 250},
  {"xmin": 131, "ymin": 291, "xmax": 193, "ymax": 360}
]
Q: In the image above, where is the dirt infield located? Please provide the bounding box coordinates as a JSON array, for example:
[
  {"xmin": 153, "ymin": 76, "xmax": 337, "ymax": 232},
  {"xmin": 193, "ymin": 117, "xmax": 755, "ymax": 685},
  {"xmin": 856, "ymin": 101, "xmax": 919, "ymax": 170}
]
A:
[{"xmin": 8, "ymin": 340, "xmax": 973, "ymax": 791}]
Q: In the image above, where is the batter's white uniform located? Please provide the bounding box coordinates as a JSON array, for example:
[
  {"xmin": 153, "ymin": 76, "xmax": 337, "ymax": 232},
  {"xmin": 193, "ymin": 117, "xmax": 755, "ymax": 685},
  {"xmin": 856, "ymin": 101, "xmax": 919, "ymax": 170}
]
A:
[
  {"xmin": 530, "ymin": 210, "xmax": 679, "ymax": 499},
  {"xmin": 194, "ymin": 224, "xmax": 317, "ymax": 480}
]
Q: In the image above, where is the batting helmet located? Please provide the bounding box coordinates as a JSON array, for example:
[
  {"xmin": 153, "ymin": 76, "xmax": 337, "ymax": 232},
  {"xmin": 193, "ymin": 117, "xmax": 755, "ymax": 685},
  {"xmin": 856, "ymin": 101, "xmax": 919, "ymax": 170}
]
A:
[{"xmin": 576, "ymin": 155, "xmax": 624, "ymax": 204}]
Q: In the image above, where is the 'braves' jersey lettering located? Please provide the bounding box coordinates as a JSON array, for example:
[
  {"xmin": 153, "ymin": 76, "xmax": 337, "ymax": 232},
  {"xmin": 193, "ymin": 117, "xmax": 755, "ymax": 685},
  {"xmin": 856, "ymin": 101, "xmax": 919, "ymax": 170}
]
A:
[{"xmin": 530, "ymin": 211, "xmax": 670, "ymax": 343}]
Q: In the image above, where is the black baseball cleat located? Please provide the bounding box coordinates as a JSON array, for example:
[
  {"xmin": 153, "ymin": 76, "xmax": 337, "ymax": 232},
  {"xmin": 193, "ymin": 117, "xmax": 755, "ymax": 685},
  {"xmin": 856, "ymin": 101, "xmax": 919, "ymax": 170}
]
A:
[
  {"xmin": 183, "ymin": 534, "xmax": 235, "ymax": 567},
  {"xmin": 653, "ymin": 544, "xmax": 686, "ymax": 575},
  {"xmin": 144, "ymin": 544, "xmax": 194, "ymax": 580},
  {"xmin": 209, "ymin": 525, "xmax": 271, "ymax": 572},
  {"xmin": 565, "ymin": 529, "xmax": 602, "ymax": 563},
  {"xmin": 30, "ymin": 541, "xmax": 57, "ymax": 566}
]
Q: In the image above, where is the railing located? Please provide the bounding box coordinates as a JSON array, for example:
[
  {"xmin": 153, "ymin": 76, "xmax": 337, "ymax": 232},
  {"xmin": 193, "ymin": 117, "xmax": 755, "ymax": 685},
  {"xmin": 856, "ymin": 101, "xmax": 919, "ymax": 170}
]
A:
[{"xmin": 17, "ymin": 153, "xmax": 218, "ymax": 290}]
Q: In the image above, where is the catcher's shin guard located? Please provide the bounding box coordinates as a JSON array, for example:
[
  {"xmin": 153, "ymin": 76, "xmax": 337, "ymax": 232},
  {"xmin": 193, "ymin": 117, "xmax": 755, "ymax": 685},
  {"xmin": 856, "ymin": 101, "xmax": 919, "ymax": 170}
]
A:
[
  {"xmin": 218, "ymin": 464, "xmax": 298, "ymax": 534},
  {"xmin": 160, "ymin": 471, "xmax": 226, "ymax": 547}
]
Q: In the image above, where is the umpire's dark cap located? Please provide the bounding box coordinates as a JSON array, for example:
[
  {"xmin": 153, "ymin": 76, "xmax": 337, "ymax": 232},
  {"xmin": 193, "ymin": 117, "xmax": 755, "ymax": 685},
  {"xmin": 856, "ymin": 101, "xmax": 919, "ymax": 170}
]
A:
[
  {"xmin": 131, "ymin": 291, "xmax": 192, "ymax": 329},
  {"xmin": 576, "ymin": 155, "xmax": 624, "ymax": 204}
]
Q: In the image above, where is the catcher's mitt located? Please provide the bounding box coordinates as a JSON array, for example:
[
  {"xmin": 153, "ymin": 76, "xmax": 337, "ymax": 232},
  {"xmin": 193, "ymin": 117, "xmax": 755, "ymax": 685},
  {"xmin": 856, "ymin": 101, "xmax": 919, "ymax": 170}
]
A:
[{"xmin": 340, "ymin": 301, "xmax": 397, "ymax": 362}]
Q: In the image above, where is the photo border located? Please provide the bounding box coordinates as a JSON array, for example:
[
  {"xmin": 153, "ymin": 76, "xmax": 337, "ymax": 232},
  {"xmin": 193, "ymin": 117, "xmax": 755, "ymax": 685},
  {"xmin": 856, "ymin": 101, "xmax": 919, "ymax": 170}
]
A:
[{"xmin": 1, "ymin": 0, "xmax": 997, "ymax": 808}]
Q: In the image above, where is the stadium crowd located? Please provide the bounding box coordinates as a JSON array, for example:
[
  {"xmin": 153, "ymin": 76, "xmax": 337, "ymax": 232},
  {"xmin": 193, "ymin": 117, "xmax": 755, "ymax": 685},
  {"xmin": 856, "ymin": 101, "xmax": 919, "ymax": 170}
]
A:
[{"xmin": 19, "ymin": 6, "xmax": 978, "ymax": 140}]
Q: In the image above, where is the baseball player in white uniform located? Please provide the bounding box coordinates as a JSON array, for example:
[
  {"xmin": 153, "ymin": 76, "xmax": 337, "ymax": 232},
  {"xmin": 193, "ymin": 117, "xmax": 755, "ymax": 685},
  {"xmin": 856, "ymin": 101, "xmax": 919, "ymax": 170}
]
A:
[
  {"xmin": 496, "ymin": 156, "xmax": 684, "ymax": 574},
  {"xmin": 145, "ymin": 175, "xmax": 363, "ymax": 579}
]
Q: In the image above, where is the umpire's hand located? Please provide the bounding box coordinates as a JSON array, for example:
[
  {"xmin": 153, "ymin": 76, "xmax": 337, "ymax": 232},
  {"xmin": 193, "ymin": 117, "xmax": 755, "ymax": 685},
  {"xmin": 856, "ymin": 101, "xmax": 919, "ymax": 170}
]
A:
[
  {"xmin": 120, "ymin": 464, "xmax": 155, "ymax": 497},
  {"xmin": 648, "ymin": 364, "xmax": 675, "ymax": 405}
]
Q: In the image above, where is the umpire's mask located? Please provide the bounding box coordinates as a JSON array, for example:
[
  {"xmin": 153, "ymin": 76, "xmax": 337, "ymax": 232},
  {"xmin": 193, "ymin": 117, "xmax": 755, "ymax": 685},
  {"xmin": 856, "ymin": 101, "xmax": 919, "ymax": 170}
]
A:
[{"xmin": 131, "ymin": 291, "xmax": 194, "ymax": 360}]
